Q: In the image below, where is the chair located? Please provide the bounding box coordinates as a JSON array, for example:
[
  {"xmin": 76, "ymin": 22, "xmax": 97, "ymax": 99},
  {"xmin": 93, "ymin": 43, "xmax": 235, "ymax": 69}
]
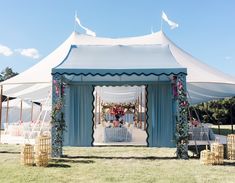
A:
[
  {"xmin": 200, "ymin": 126, "xmax": 210, "ymax": 141},
  {"xmin": 126, "ymin": 123, "xmax": 133, "ymax": 142}
]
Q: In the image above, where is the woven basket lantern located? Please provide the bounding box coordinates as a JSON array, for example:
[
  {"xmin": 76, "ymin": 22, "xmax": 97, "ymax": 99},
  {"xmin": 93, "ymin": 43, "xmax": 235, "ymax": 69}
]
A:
[
  {"xmin": 200, "ymin": 146, "xmax": 214, "ymax": 165},
  {"xmin": 227, "ymin": 134, "xmax": 235, "ymax": 160},
  {"xmin": 35, "ymin": 152, "xmax": 48, "ymax": 167},
  {"xmin": 211, "ymin": 142, "xmax": 224, "ymax": 165},
  {"xmin": 35, "ymin": 135, "xmax": 51, "ymax": 159},
  {"xmin": 21, "ymin": 144, "xmax": 34, "ymax": 166}
]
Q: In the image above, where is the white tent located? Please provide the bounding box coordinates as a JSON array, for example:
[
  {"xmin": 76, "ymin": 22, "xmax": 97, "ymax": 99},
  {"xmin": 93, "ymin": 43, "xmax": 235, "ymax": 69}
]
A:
[
  {"xmin": 95, "ymin": 86, "xmax": 145, "ymax": 104},
  {"xmin": 2, "ymin": 98, "xmax": 31, "ymax": 109},
  {"xmin": 1, "ymin": 98, "xmax": 42, "ymax": 128},
  {"xmin": 1, "ymin": 31, "xmax": 235, "ymax": 104}
]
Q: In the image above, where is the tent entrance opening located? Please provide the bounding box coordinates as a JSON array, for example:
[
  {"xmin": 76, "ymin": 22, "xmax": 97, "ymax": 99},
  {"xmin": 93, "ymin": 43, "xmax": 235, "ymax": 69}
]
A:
[{"xmin": 93, "ymin": 85, "xmax": 147, "ymax": 146}]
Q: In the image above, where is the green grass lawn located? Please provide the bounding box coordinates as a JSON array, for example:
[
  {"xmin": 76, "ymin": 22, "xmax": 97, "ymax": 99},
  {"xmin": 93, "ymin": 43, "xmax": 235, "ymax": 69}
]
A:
[
  {"xmin": 0, "ymin": 145, "xmax": 235, "ymax": 183},
  {"xmin": 211, "ymin": 124, "xmax": 235, "ymax": 136}
]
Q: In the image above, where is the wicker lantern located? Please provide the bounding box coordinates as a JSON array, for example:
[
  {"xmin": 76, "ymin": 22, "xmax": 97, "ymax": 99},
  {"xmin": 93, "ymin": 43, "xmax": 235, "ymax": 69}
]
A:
[
  {"xmin": 211, "ymin": 142, "xmax": 224, "ymax": 165},
  {"xmin": 200, "ymin": 146, "xmax": 214, "ymax": 165},
  {"xmin": 21, "ymin": 144, "xmax": 34, "ymax": 166},
  {"xmin": 34, "ymin": 135, "xmax": 51, "ymax": 167},
  {"xmin": 227, "ymin": 134, "xmax": 235, "ymax": 160},
  {"xmin": 35, "ymin": 135, "xmax": 51, "ymax": 159},
  {"xmin": 35, "ymin": 152, "xmax": 48, "ymax": 167}
]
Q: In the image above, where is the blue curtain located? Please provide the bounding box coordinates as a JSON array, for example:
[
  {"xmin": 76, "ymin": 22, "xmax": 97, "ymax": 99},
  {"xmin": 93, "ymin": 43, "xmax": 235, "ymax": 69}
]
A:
[
  {"xmin": 64, "ymin": 84, "xmax": 94, "ymax": 146},
  {"xmin": 147, "ymin": 82, "xmax": 175, "ymax": 147},
  {"xmin": 124, "ymin": 114, "xmax": 134, "ymax": 123}
]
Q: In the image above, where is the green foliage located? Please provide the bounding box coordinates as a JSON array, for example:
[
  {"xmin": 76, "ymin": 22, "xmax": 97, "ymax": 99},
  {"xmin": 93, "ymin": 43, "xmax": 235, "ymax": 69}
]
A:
[
  {"xmin": 51, "ymin": 98, "xmax": 66, "ymax": 133},
  {"xmin": 190, "ymin": 97, "xmax": 235, "ymax": 125},
  {"xmin": 211, "ymin": 127, "xmax": 234, "ymax": 136},
  {"xmin": 175, "ymin": 77, "xmax": 189, "ymax": 159},
  {"xmin": 51, "ymin": 79, "xmax": 66, "ymax": 157},
  {"xmin": 0, "ymin": 67, "xmax": 18, "ymax": 81}
]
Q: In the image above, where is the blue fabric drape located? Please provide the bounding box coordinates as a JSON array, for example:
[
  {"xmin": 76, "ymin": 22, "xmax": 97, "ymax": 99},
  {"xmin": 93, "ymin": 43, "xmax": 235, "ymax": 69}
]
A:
[
  {"xmin": 124, "ymin": 114, "xmax": 134, "ymax": 123},
  {"xmin": 147, "ymin": 82, "xmax": 174, "ymax": 147},
  {"xmin": 64, "ymin": 84, "xmax": 94, "ymax": 146}
]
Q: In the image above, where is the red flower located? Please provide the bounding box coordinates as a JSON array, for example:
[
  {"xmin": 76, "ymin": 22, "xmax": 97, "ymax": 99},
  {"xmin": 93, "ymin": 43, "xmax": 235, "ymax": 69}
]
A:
[{"xmin": 110, "ymin": 105, "xmax": 125, "ymax": 116}]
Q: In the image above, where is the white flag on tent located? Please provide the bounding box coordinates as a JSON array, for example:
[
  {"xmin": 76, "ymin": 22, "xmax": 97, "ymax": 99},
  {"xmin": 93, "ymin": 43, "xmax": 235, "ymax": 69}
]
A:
[
  {"xmin": 75, "ymin": 15, "xmax": 96, "ymax": 37},
  {"xmin": 161, "ymin": 11, "xmax": 179, "ymax": 29}
]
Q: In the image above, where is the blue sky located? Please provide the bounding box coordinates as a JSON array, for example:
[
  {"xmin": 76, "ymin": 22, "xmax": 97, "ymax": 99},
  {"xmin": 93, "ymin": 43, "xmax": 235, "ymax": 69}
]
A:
[{"xmin": 0, "ymin": 0, "xmax": 235, "ymax": 76}]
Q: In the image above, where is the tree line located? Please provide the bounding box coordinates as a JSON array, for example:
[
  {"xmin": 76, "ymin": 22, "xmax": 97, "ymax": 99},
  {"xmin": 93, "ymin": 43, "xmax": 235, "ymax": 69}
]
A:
[
  {"xmin": 190, "ymin": 97, "xmax": 235, "ymax": 125},
  {"xmin": 0, "ymin": 67, "xmax": 18, "ymax": 82}
]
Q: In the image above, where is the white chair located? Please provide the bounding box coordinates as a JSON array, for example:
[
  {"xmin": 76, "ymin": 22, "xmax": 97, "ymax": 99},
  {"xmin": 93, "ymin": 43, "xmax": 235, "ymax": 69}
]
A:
[
  {"xmin": 126, "ymin": 123, "xmax": 133, "ymax": 142},
  {"xmin": 200, "ymin": 126, "xmax": 210, "ymax": 141}
]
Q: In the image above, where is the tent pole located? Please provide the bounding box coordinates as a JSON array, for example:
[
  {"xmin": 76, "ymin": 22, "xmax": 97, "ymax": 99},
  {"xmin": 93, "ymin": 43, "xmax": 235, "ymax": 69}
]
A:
[
  {"xmin": 20, "ymin": 99, "xmax": 23, "ymax": 122},
  {"xmin": 95, "ymin": 92, "xmax": 97, "ymax": 128},
  {"xmin": 144, "ymin": 87, "xmax": 147, "ymax": 130},
  {"xmin": 98, "ymin": 96, "xmax": 101, "ymax": 124},
  {"xmin": 134, "ymin": 100, "xmax": 137, "ymax": 127},
  {"xmin": 31, "ymin": 101, "xmax": 34, "ymax": 122},
  {"xmin": 0, "ymin": 85, "xmax": 3, "ymax": 142},
  {"xmin": 231, "ymin": 104, "xmax": 234, "ymax": 134},
  {"xmin": 137, "ymin": 96, "xmax": 139, "ymax": 127},
  {"xmin": 39, "ymin": 103, "xmax": 42, "ymax": 121},
  {"xmin": 6, "ymin": 97, "xmax": 9, "ymax": 130},
  {"xmin": 140, "ymin": 91, "xmax": 142, "ymax": 129}
]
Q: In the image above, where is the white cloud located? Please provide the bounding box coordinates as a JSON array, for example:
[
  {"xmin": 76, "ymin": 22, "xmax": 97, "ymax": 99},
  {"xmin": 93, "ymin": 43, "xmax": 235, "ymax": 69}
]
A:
[
  {"xmin": 16, "ymin": 48, "xmax": 40, "ymax": 59},
  {"xmin": 0, "ymin": 44, "xmax": 13, "ymax": 56},
  {"xmin": 225, "ymin": 56, "xmax": 232, "ymax": 61}
]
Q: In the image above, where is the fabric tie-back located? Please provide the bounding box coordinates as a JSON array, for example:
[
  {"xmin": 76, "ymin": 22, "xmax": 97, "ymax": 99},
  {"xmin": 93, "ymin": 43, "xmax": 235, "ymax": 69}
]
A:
[
  {"xmin": 64, "ymin": 84, "xmax": 93, "ymax": 146},
  {"xmin": 147, "ymin": 82, "xmax": 175, "ymax": 147}
]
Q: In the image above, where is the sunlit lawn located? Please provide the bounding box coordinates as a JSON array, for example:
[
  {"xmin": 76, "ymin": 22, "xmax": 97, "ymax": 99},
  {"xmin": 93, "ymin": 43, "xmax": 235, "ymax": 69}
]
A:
[
  {"xmin": 0, "ymin": 144, "xmax": 235, "ymax": 183},
  {"xmin": 211, "ymin": 124, "xmax": 235, "ymax": 136}
]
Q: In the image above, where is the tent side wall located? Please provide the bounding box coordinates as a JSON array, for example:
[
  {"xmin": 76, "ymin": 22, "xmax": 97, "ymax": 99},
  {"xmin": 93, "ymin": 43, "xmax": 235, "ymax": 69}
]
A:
[
  {"xmin": 63, "ymin": 84, "xmax": 94, "ymax": 146},
  {"xmin": 147, "ymin": 82, "xmax": 175, "ymax": 147}
]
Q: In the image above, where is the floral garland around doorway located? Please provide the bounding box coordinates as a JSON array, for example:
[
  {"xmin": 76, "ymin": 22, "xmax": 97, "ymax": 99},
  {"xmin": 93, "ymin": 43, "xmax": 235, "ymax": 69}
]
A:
[
  {"xmin": 174, "ymin": 75, "xmax": 189, "ymax": 159},
  {"xmin": 51, "ymin": 79, "xmax": 66, "ymax": 157}
]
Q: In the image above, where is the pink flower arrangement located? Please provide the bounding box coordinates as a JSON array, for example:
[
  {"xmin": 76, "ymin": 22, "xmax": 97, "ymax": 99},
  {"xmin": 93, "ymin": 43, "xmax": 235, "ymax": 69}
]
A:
[
  {"xmin": 177, "ymin": 80, "xmax": 183, "ymax": 90},
  {"xmin": 53, "ymin": 80, "xmax": 66, "ymax": 97},
  {"xmin": 110, "ymin": 105, "xmax": 125, "ymax": 117}
]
